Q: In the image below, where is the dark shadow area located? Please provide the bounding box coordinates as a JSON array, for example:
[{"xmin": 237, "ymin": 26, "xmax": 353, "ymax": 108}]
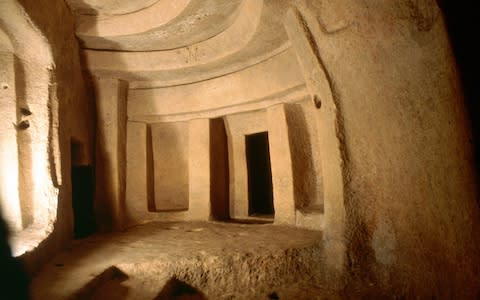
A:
[
  {"xmin": 72, "ymin": 165, "xmax": 96, "ymax": 238},
  {"xmin": 154, "ymin": 277, "xmax": 206, "ymax": 300},
  {"xmin": 245, "ymin": 132, "xmax": 274, "ymax": 216},
  {"xmin": 0, "ymin": 206, "xmax": 29, "ymax": 300},
  {"xmin": 285, "ymin": 103, "xmax": 319, "ymax": 211},
  {"xmin": 229, "ymin": 218, "xmax": 273, "ymax": 224},
  {"xmin": 146, "ymin": 124, "xmax": 155, "ymax": 212},
  {"xmin": 72, "ymin": 140, "xmax": 96, "ymax": 238},
  {"xmin": 268, "ymin": 291, "xmax": 279, "ymax": 299},
  {"xmin": 71, "ymin": 265, "xmax": 129, "ymax": 300},
  {"xmin": 210, "ymin": 118, "xmax": 230, "ymax": 220},
  {"xmin": 436, "ymin": 1, "xmax": 480, "ymax": 183}
]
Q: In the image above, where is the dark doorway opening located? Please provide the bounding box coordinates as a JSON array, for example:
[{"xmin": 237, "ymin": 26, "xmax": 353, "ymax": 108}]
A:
[
  {"xmin": 210, "ymin": 118, "xmax": 230, "ymax": 220},
  {"xmin": 245, "ymin": 132, "xmax": 274, "ymax": 217},
  {"xmin": 71, "ymin": 141, "xmax": 95, "ymax": 238},
  {"xmin": 72, "ymin": 166, "xmax": 95, "ymax": 238}
]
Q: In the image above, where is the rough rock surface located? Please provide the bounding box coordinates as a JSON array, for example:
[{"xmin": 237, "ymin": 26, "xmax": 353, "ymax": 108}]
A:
[{"xmin": 32, "ymin": 222, "xmax": 330, "ymax": 299}]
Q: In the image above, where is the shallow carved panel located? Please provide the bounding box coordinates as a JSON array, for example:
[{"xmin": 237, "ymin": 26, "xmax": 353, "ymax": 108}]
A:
[{"xmin": 151, "ymin": 122, "xmax": 189, "ymax": 211}]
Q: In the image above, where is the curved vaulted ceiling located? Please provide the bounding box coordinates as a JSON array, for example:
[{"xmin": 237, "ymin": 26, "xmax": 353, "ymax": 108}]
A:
[
  {"xmin": 66, "ymin": 0, "xmax": 160, "ymax": 15},
  {"xmin": 74, "ymin": 0, "xmax": 243, "ymax": 50},
  {"xmin": 67, "ymin": 0, "xmax": 294, "ymax": 87}
]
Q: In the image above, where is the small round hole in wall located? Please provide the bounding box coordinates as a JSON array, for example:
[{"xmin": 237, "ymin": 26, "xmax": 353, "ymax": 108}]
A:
[
  {"xmin": 20, "ymin": 107, "xmax": 32, "ymax": 116},
  {"xmin": 1, "ymin": 83, "xmax": 8, "ymax": 90},
  {"xmin": 313, "ymin": 95, "xmax": 322, "ymax": 109}
]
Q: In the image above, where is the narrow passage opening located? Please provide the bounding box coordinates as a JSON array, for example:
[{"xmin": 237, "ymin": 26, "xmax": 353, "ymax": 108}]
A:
[
  {"xmin": 71, "ymin": 141, "xmax": 95, "ymax": 238},
  {"xmin": 245, "ymin": 132, "xmax": 274, "ymax": 217}
]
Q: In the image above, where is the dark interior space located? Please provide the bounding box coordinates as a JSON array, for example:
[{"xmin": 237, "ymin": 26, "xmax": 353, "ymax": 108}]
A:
[
  {"xmin": 245, "ymin": 132, "xmax": 274, "ymax": 216},
  {"xmin": 0, "ymin": 208, "xmax": 29, "ymax": 300},
  {"xmin": 210, "ymin": 118, "xmax": 230, "ymax": 220},
  {"xmin": 436, "ymin": 1, "xmax": 480, "ymax": 183},
  {"xmin": 71, "ymin": 165, "xmax": 96, "ymax": 238},
  {"xmin": 146, "ymin": 125, "xmax": 155, "ymax": 212}
]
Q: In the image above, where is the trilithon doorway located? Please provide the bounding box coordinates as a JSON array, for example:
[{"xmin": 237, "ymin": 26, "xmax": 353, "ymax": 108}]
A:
[{"xmin": 245, "ymin": 132, "xmax": 274, "ymax": 217}]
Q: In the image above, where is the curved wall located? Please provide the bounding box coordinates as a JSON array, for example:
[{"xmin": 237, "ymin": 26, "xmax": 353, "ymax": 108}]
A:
[
  {"xmin": 90, "ymin": 1, "xmax": 480, "ymax": 294},
  {"xmin": 0, "ymin": 0, "xmax": 94, "ymax": 273},
  {"xmin": 295, "ymin": 0, "xmax": 480, "ymax": 295},
  {"xmin": 5, "ymin": 0, "xmax": 478, "ymax": 295}
]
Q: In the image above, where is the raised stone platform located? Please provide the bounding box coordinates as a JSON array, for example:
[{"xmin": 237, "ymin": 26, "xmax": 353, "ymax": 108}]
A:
[{"xmin": 30, "ymin": 221, "xmax": 331, "ymax": 299}]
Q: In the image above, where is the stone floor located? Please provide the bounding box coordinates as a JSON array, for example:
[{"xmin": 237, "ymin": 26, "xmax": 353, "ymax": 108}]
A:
[{"xmin": 30, "ymin": 221, "xmax": 335, "ymax": 299}]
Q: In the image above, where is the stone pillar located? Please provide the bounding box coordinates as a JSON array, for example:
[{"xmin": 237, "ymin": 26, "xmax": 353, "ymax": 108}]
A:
[
  {"xmin": 229, "ymin": 136, "xmax": 249, "ymax": 219},
  {"xmin": 188, "ymin": 118, "xmax": 211, "ymax": 220},
  {"xmin": 94, "ymin": 78, "xmax": 128, "ymax": 230},
  {"xmin": 267, "ymin": 104, "xmax": 296, "ymax": 225},
  {"xmin": 285, "ymin": 8, "xmax": 346, "ymax": 271},
  {"xmin": 0, "ymin": 51, "xmax": 21, "ymax": 232},
  {"xmin": 125, "ymin": 121, "xmax": 149, "ymax": 225},
  {"xmin": 300, "ymin": 100, "xmax": 324, "ymax": 209}
]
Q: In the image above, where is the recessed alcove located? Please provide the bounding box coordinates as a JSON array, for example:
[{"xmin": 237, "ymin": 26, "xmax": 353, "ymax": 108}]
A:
[
  {"xmin": 150, "ymin": 122, "xmax": 190, "ymax": 212},
  {"xmin": 285, "ymin": 102, "xmax": 323, "ymax": 213},
  {"xmin": 125, "ymin": 99, "xmax": 323, "ymax": 228}
]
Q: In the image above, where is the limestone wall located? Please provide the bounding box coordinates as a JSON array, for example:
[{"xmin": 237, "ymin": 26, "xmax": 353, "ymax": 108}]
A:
[
  {"xmin": 85, "ymin": 1, "xmax": 480, "ymax": 294},
  {"xmin": 293, "ymin": 0, "xmax": 480, "ymax": 296},
  {"xmin": 116, "ymin": 34, "xmax": 328, "ymax": 228},
  {"xmin": 2, "ymin": 0, "xmax": 477, "ymax": 295},
  {"xmin": 0, "ymin": 0, "xmax": 93, "ymax": 273}
]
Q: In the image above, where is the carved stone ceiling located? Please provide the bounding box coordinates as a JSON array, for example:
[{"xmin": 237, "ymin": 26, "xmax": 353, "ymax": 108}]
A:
[{"xmin": 65, "ymin": 0, "xmax": 292, "ymax": 86}]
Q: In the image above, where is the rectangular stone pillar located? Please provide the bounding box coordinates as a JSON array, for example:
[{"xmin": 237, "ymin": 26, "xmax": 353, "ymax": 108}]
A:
[
  {"xmin": 229, "ymin": 136, "xmax": 249, "ymax": 219},
  {"xmin": 267, "ymin": 104, "xmax": 296, "ymax": 225},
  {"xmin": 125, "ymin": 121, "xmax": 150, "ymax": 225},
  {"xmin": 188, "ymin": 118, "xmax": 211, "ymax": 220},
  {"xmin": 94, "ymin": 78, "xmax": 128, "ymax": 230}
]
